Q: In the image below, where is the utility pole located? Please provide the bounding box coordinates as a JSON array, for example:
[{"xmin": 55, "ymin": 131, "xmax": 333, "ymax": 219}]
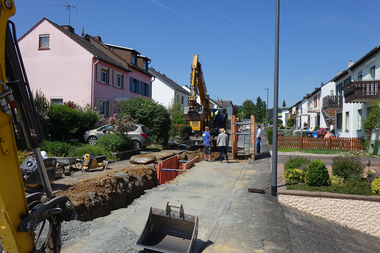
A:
[
  {"xmin": 51, "ymin": 1, "xmax": 78, "ymax": 26},
  {"xmin": 271, "ymin": 0, "xmax": 280, "ymax": 197},
  {"xmin": 264, "ymin": 88, "xmax": 269, "ymax": 131}
]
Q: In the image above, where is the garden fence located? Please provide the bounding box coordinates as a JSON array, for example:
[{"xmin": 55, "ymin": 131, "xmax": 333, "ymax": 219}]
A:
[{"xmin": 278, "ymin": 136, "xmax": 363, "ymax": 151}]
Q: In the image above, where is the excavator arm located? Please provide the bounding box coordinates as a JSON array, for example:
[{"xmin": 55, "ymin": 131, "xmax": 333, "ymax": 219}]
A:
[
  {"xmin": 184, "ymin": 54, "xmax": 210, "ymax": 128},
  {"xmin": 0, "ymin": 1, "xmax": 77, "ymax": 252}
]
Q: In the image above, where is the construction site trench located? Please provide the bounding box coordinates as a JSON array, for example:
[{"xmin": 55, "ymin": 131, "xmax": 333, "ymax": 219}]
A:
[{"xmin": 55, "ymin": 149, "xmax": 223, "ymax": 222}]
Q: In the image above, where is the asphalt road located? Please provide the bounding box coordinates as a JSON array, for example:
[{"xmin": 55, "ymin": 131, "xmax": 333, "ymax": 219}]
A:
[{"xmin": 59, "ymin": 134, "xmax": 380, "ymax": 252}]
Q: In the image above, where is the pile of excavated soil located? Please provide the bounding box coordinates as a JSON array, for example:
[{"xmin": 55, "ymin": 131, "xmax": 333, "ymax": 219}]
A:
[
  {"xmin": 56, "ymin": 164, "xmax": 157, "ymax": 221},
  {"xmin": 179, "ymin": 149, "xmax": 230, "ymax": 161}
]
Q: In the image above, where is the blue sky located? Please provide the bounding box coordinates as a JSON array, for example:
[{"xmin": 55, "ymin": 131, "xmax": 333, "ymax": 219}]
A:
[{"xmin": 11, "ymin": 0, "xmax": 380, "ymax": 108}]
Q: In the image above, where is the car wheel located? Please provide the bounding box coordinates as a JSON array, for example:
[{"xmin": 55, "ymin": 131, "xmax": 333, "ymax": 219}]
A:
[
  {"xmin": 133, "ymin": 140, "xmax": 142, "ymax": 150},
  {"xmin": 87, "ymin": 136, "xmax": 98, "ymax": 145}
]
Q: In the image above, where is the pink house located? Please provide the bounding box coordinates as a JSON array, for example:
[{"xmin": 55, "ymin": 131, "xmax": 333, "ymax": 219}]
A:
[{"xmin": 18, "ymin": 18, "xmax": 152, "ymax": 117}]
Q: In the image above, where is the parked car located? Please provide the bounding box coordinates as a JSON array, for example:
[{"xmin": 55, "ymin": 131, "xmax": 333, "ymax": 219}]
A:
[
  {"xmin": 318, "ymin": 127, "xmax": 329, "ymax": 136},
  {"xmin": 84, "ymin": 124, "xmax": 151, "ymax": 149}
]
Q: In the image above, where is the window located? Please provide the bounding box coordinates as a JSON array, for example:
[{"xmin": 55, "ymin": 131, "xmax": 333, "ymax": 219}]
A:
[
  {"xmin": 181, "ymin": 96, "xmax": 184, "ymax": 104},
  {"xmin": 345, "ymin": 111, "xmax": 349, "ymax": 131},
  {"xmin": 370, "ymin": 65, "xmax": 375, "ymax": 80},
  {"xmin": 131, "ymin": 54, "xmax": 136, "ymax": 65},
  {"xmin": 358, "ymin": 109, "xmax": 362, "ymax": 130},
  {"xmin": 51, "ymin": 98, "xmax": 63, "ymax": 105},
  {"xmin": 358, "ymin": 71, "xmax": 362, "ymax": 81},
  {"xmin": 143, "ymin": 60, "xmax": 147, "ymax": 71},
  {"xmin": 140, "ymin": 82, "xmax": 149, "ymax": 96},
  {"xmin": 99, "ymin": 100, "xmax": 108, "ymax": 116},
  {"xmin": 100, "ymin": 68, "xmax": 108, "ymax": 84},
  {"xmin": 39, "ymin": 34, "xmax": 50, "ymax": 49},
  {"xmin": 337, "ymin": 113, "xmax": 342, "ymax": 130},
  {"xmin": 130, "ymin": 77, "xmax": 139, "ymax": 93},
  {"xmin": 116, "ymin": 73, "xmax": 123, "ymax": 88}
]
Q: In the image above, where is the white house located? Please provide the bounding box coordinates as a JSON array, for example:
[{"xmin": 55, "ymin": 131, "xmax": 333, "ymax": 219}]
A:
[{"xmin": 149, "ymin": 67, "xmax": 189, "ymax": 108}]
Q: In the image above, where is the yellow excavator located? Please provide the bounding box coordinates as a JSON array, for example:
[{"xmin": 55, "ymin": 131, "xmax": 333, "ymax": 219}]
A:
[
  {"xmin": 184, "ymin": 54, "xmax": 210, "ymax": 133},
  {"xmin": 0, "ymin": 1, "xmax": 76, "ymax": 252},
  {"xmin": 184, "ymin": 55, "xmax": 228, "ymax": 147}
]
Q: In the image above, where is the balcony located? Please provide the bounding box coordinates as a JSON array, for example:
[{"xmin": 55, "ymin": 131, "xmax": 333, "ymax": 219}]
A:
[
  {"xmin": 343, "ymin": 81, "xmax": 380, "ymax": 103},
  {"xmin": 322, "ymin": 95, "xmax": 343, "ymax": 110}
]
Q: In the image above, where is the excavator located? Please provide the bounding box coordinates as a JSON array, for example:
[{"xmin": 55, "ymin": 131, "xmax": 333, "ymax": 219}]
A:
[
  {"xmin": 184, "ymin": 54, "xmax": 228, "ymax": 147},
  {"xmin": 0, "ymin": 1, "xmax": 77, "ymax": 252}
]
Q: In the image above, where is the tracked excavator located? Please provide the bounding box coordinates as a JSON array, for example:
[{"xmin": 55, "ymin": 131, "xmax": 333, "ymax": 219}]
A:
[
  {"xmin": 184, "ymin": 55, "xmax": 228, "ymax": 148},
  {"xmin": 0, "ymin": 1, "xmax": 77, "ymax": 252}
]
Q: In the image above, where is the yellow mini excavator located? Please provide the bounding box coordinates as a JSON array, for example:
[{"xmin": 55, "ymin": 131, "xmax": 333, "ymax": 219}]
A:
[
  {"xmin": 0, "ymin": 1, "xmax": 77, "ymax": 252},
  {"xmin": 184, "ymin": 55, "xmax": 228, "ymax": 148}
]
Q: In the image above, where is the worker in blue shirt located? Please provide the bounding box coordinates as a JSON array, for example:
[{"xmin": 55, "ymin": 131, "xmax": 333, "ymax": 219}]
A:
[{"xmin": 202, "ymin": 126, "xmax": 213, "ymax": 161}]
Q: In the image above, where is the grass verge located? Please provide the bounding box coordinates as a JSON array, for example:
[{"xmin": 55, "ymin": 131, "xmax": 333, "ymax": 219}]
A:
[
  {"xmin": 286, "ymin": 180, "xmax": 376, "ymax": 196},
  {"xmin": 278, "ymin": 148, "xmax": 349, "ymax": 155}
]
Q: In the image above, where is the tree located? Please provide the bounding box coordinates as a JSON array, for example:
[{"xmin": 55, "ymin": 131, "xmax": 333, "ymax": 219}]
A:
[
  {"xmin": 363, "ymin": 101, "xmax": 380, "ymax": 153},
  {"xmin": 287, "ymin": 118, "xmax": 294, "ymax": 128},
  {"xmin": 255, "ymin": 96, "xmax": 266, "ymax": 122},
  {"xmin": 282, "ymin": 100, "xmax": 286, "ymax": 108},
  {"xmin": 168, "ymin": 98, "xmax": 185, "ymax": 125},
  {"xmin": 115, "ymin": 97, "xmax": 171, "ymax": 146},
  {"xmin": 242, "ymin": 99, "xmax": 255, "ymax": 119},
  {"xmin": 34, "ymin": 89, "xmax": 50, "ymax": 125}
]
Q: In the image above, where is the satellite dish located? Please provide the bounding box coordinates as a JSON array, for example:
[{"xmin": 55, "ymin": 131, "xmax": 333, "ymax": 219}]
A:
[{"xmin": 81, "ymin": 28, "xmax": 84, "ymax": 37}]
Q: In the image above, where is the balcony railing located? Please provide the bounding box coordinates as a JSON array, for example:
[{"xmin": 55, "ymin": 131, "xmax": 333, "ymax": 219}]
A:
[
  {"xmin": 308, "ymin": 105, "xmax": 320, "ymax": 113},
  {"xmin": 322, "ymin": 95, "xmax": 343, "ymax": 110},
  {"xmin": 343, "ymin": 81, "xmax": 380, "ymax": 103}
]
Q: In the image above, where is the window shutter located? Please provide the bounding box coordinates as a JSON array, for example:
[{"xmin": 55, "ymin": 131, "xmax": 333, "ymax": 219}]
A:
[
  {"xmin": 136, "ymin": 80, "xmax": 140, "ymax": 94},
  {"xmin": 97, "ymin": 64, "xmax": 101, "ymax": 82},
  {"xmin": 130, "ymin": 77, "xmax": 133, "ymax": 92},
  {"xmin": 140, "ymin": 82, "xmax": 143, "ymax": 95},
  {"xmin": 146, "ymin": 83, "xmax": 149, "ymax": 97},
  {"xmin": 95, "ymin": 97, "xmax": 100, "ymax": 112},
  {"xmin": 113, "ymin": 71, "xmax": 117, "ymax": 87},
  {"xmin": 107, "ymin": 100, "xmax": 112, "ymax": 117},
  {"xmin": 122, "ymin": 74, "xmax": 126, "ymax": 89},
  {"xmin": 108, "ymin": 69, "xmax": 112, "ymax": 85}
]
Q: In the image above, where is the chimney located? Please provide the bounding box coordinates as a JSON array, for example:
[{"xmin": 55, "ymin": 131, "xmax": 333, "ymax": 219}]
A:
[
  {"xmin": 61, "ymin": 25, "xmax": 74, "ymax": 33},
  {"xmin": 337, "ymin": 71, "xmax": 342, "ymax": 76},
  {"xmin": 321, "ymin": 82, "xmax": 324, "ymax": 87},
  {"xmin": 348, "ymin": 60, "xmax": 355, "ymax": 68}
]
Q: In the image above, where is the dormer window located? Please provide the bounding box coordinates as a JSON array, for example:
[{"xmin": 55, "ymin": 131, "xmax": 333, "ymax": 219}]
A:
[
  {"xmin": 131, "ymin": 54, "xmax": 136, "ymax": 65},
  {"xmin": 39, "ymin": 34, "xmax": 50, "ymax": 49},
  {"xmin": 143, "ymin": 60, "xmax": 147, "ymax": 71}
]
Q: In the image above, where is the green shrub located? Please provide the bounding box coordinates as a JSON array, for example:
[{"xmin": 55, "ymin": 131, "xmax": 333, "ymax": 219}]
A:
[
  {"xmin": 279, "ymin": 125, "xmax": 284, "ymax": 129},
  {"xmin": 332, "ymin": 156, "xmax": 365, "ymax": 181},
  {"xmin": 284, "ymin": 156, "xmax": 311, "ymax": 172},
  {"xmin": 371, "ymin": 177, "xmax": 380, "ymax": 195},
  {"xmin": 267, "ymin": 128, "xmax": 273, "ymax": 145},
  {"xmin": 46, "ymin": 104, "xmax": 99, "ymax": 141},
  {"xmin": 97, "ymin": 134, "xmax": 134, "ymax": 152},
  {"xmin": 284, "ymin": 168, "xmax": 304, "ymax": 183},
  {"xmin": 344, "ymin": 180, "xmax": 374, "ymax": 195},
  {"xmin": 287, "ymin": 118, "xmax": 294, "ymax": 128},
  {"xmin": 114, "ymin": 97, "xmax": 171, "ymax": 146},
  {"xmin": 329, "ymin": 175, "xmax": 344, "ymax": 187},
  {"xmin": 305, "ymin": 159, "xmax": 329, "ymax": 186},
  {"xmin": 179, "ymin": 125, "xmax": 192, "ymax": 144},
  {"xmin": 41, "ymin": 141, "xmax": 73, "ymax": 157},
  {"xmin": 71, "ymin": 144, "xmax": 106, "ymax": 158},
  {"xmin": 313, "ymin": 126, "xmax": 320, "ymax": 131}
]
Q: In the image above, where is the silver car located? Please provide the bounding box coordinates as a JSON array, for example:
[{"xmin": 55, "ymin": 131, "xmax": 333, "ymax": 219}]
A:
[{"xmin": 84, "ymin": 124, "xmax": 151, "ymax": 149}]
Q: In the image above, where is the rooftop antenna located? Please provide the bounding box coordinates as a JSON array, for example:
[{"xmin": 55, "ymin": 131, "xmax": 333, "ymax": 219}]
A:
[{"xmin": 51, "ymin": 1, "xmax": 78, "ymax": 26}]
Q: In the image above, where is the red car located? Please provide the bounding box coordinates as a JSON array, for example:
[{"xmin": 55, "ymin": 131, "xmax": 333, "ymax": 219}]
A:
[{"xmin": 318, "ymin": 128, "xmax": 329, "ymax": 136}]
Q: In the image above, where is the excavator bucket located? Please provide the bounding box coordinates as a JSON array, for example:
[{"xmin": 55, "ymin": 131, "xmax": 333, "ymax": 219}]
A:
[
  {"xmin": 184, "ymin": 105, "xmax": 206, "ymax": 122},
  {"xmin": 136, "ymin": 202, "xmax": 199, "ymax": 253}
]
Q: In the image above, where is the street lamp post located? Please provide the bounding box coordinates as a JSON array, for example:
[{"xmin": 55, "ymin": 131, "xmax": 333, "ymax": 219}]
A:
[{"xmin": 264, "ymin": 88, "xmax": 269, "ymax": 131}]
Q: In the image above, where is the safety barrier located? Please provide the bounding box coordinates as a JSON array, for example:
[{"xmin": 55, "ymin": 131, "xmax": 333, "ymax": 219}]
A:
[{"xmin": 157, "ymin": 155, "xmax": 200, "ymax": 184}]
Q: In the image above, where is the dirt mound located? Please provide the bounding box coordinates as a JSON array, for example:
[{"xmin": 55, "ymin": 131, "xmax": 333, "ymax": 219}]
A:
[
  {"xmin": 56, "ymin": 164, "xmax": 157, "ymax": 221},
  {"xmin": 179, "ymin": 150, "xmax": 223, "ymax": 161}
]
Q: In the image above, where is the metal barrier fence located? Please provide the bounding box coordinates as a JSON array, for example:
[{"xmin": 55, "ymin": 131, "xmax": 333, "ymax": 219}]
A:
[{"xmin": 278, "ymin": 136, "xmax": 363, "ymax": 151}]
